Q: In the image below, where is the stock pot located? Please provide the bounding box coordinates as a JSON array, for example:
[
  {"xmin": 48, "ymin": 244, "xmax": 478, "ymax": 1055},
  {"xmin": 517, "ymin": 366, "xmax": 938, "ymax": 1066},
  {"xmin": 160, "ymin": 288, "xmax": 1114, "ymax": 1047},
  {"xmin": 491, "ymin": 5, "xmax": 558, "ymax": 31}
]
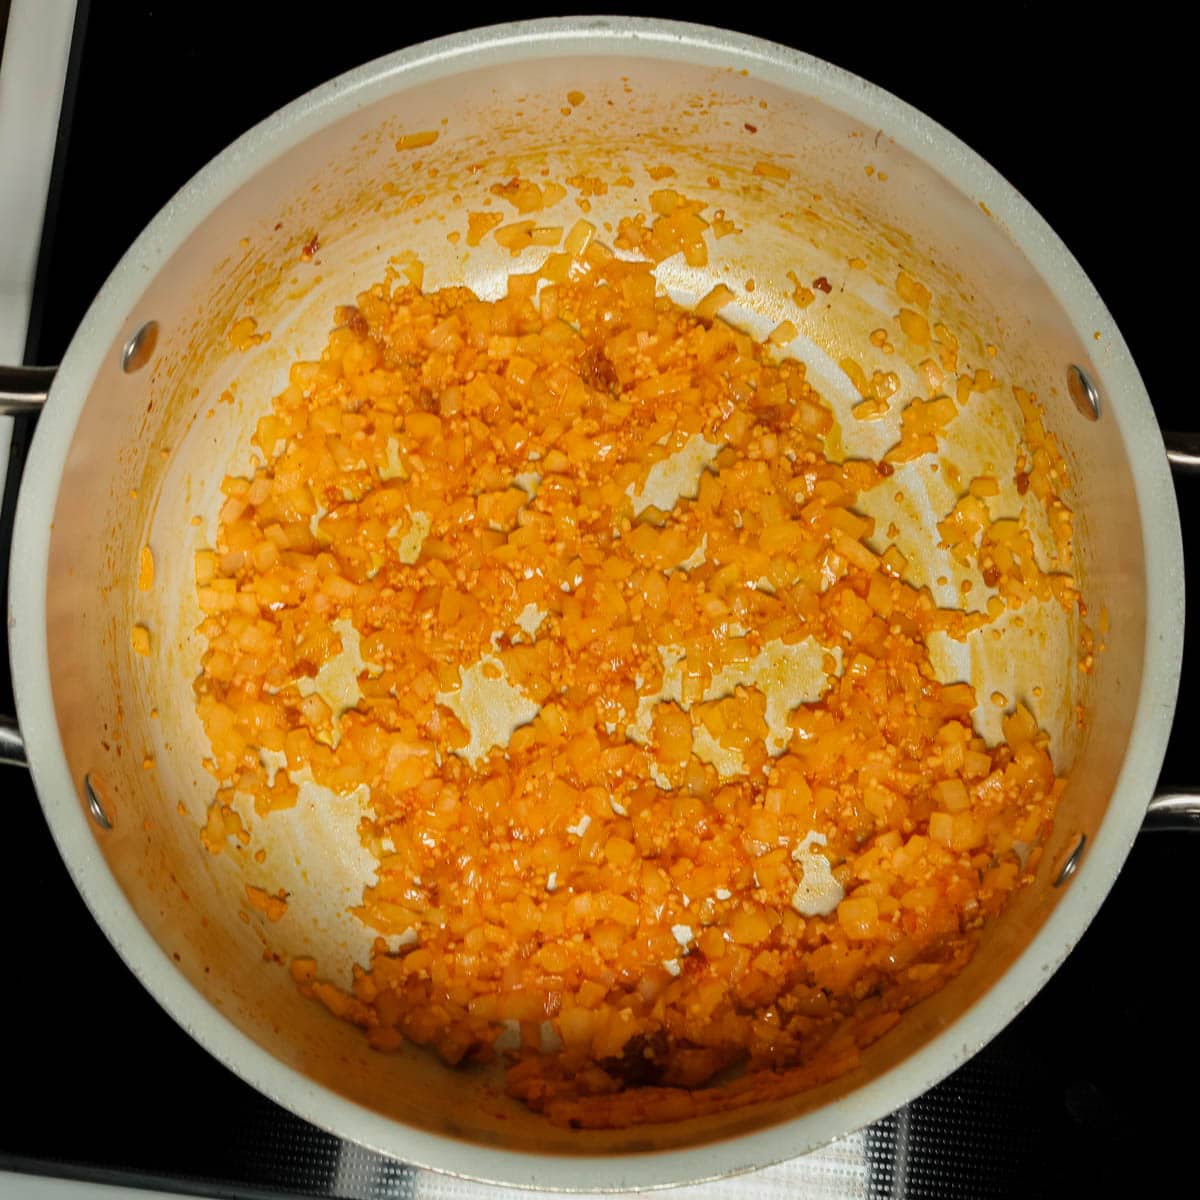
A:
[{"xmin": 1, "ymin": 17, "xmax": 1194, "ymax": 1189}]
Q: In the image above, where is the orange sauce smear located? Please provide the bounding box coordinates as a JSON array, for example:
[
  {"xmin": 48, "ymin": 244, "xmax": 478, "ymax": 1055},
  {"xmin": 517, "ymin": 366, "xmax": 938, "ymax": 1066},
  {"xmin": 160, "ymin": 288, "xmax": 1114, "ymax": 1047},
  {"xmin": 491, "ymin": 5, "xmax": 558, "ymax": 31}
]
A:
[{"xmin": 194, "ymin": 238, "xmax": 1070, "ymax": 1127}]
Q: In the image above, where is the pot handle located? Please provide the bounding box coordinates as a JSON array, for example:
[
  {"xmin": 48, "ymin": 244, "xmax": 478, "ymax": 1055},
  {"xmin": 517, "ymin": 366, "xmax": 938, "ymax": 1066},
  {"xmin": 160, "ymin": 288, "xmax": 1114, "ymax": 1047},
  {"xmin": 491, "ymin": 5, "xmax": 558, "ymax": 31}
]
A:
[
  {"xmin": 0, "ymin": 716, "xmax": 25, "ymax": 767},
  {"xmin": 0, "ymin": 365, "xmax": 55, "ymax": 416},
  {"xmin": 1144, "ymin": 792, "xmax": 1200, "ymax": 831},
  {"xmin": 2, "ymin": 366, "xmax": 51, "ymax": 767},
  {"xmin": 1165, "ymin": 431, "xmax": 1200, "ymax": 475},
  {"xmin": 1142, "ymin": 432, "xmax": 1200, "ymax": 829}
]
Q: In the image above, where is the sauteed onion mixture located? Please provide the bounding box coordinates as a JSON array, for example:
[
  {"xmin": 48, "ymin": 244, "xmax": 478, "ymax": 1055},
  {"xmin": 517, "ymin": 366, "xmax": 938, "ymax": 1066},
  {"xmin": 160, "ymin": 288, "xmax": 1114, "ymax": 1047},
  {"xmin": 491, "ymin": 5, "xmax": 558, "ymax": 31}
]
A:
[{"xmin": 192, "ymin": 197, "xmax": 1078, "ymax": 1126}]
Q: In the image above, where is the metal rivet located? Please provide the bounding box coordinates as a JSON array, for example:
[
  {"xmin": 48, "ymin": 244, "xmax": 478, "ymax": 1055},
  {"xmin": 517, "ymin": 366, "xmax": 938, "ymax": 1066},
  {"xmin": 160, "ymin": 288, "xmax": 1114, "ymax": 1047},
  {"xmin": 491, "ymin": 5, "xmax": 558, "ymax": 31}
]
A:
[
  {"xmin": 84, "ymin": 774, "xmax": 112, "ymax": 830},
  {"xmin": 1054, "ymin": 833, "xmax": 1087, "ymax": 887},
  {"xmin": 122, "ymin": 320, "xmax": 158, "ymax": 374},
  {"xmin": 1067, "ymin": 364, "xmax": 1100, "ymax": 421}
]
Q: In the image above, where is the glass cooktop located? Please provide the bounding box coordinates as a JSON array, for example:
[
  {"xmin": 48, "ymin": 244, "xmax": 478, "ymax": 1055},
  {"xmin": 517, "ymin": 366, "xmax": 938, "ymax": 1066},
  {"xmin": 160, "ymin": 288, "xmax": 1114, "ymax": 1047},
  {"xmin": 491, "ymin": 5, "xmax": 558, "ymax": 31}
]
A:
[{"xmin": 1, "ymin": 5, "xmax": 1192, "ymax": 1197}]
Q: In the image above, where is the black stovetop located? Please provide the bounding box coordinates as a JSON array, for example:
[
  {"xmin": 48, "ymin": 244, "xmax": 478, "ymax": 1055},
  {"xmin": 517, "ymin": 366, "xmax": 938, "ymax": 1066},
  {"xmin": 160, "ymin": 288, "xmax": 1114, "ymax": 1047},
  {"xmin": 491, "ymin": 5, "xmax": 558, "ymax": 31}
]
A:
[{"xmin": 2, "ymin": 5, "xmax": 1194, "ymax": 1197}]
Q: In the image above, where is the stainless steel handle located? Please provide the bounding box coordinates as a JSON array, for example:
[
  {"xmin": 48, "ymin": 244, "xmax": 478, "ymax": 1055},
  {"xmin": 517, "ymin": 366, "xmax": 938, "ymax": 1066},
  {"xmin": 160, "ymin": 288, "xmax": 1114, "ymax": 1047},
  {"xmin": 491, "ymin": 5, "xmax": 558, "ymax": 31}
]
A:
[
  {"xmin": 1164, "ymin": 431, "xmax": 1200, "ymax": 475},
  {"xmin": 2, "ymin": 364, "xmax": 53, "ymax": 767},
  {"xmin": 1145, "ymin": 791, "xmax": 1200, "ymax": 832},
  {"xmin": 0, "ymin": 716, "xmax": 26, "ymax": 768},
  {"xmin": 1146, "ymin": 436, "xmax": 1199, "ymax": 828},
  {"xmin": 0, "ymin": 364, "xmax": 55, "ymax": 416}
]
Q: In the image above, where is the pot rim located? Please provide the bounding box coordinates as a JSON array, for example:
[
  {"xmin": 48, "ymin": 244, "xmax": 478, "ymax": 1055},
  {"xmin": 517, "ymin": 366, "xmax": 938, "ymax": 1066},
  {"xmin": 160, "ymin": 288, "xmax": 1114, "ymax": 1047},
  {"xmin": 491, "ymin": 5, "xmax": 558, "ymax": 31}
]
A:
[{"xmin": 8, "ymin": 16, "xmax": 1184, "ymax": 1190}]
